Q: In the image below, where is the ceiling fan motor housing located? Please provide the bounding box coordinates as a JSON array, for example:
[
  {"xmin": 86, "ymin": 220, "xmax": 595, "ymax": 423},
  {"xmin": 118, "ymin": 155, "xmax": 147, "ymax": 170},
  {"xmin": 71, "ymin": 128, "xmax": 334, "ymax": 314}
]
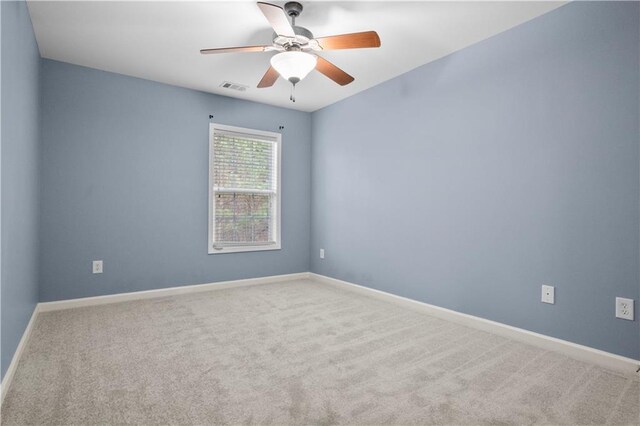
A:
[{"xmin": 273, "ymin": 26, "xmax": 314, "ymax": 50}]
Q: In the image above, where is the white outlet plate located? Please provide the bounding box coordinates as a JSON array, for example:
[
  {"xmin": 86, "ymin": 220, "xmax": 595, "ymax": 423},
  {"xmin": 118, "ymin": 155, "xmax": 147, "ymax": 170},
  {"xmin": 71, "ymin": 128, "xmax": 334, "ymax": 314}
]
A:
[
  {"xmin": 92, "ymin": 260, "xmax": 103, "ymax": 274},
  {"xmin": 320, "ymin": 249, "xmax": 325, "ymax": 259},
  {"xmin": 541, "ymin": 285, "xmax": 554, "ymax": 304},
  {"xmin": 615, "ymin": 297, "xmax": 634, "ymax": 320}
]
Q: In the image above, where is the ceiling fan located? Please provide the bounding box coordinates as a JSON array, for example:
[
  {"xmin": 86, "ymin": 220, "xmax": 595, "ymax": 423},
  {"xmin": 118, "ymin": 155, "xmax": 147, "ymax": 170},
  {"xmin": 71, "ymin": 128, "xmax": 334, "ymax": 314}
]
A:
[{"xmin": 200, "ymin": 2, "xmax": 381, "ymax": 102}]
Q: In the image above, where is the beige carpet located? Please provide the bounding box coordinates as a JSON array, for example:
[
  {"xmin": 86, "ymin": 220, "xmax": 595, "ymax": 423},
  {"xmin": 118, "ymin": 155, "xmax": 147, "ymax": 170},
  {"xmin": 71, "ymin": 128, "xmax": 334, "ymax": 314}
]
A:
[{"xmin": 1, "ymin": 279, "xmax": 638, "ymax": 425}]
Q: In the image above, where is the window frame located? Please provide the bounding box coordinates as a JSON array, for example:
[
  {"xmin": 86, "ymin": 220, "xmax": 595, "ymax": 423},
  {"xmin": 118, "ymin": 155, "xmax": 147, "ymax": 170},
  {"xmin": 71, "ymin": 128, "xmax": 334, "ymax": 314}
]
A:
[{"xmin": 208, "ymin": 123, "xmax": 282, "ymax": 255}]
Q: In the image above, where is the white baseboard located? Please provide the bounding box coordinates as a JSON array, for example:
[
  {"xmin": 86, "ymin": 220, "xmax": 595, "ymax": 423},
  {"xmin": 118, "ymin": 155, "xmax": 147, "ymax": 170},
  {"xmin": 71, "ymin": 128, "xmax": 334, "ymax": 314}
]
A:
[
  {"xmin": 1, "ymin": 304, "xmax": 40, "ymax": 406},
  {"xmin": 309, "ymin": 273, "xmax": 640, "ymax": 375},
  {"xmin": 38, "ymin": 272, "xmax": 311, "ymax": 312}
]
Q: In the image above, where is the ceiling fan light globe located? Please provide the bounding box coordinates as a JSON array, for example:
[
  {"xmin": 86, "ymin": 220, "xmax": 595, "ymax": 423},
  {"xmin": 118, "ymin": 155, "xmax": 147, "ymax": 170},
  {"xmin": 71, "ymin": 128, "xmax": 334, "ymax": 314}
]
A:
[{"xmin": 270, "ymin": 51, "xmax": 316, "ymax": 83}]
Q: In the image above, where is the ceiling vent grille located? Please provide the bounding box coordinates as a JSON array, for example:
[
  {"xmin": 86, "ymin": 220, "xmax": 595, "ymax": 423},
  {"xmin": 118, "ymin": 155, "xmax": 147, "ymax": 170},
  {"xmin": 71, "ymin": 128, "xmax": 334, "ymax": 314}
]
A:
[{"xmin": 219, "ymin": 81, "xmax": 248, "ymax": 92}]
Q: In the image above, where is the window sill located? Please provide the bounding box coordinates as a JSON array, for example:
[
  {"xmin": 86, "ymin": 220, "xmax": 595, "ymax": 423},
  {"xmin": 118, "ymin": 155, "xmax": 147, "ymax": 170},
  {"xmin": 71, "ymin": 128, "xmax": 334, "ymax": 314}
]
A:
[{"xmin": 208, "ymin": 244, "xmax": 281, "ymax": 255}]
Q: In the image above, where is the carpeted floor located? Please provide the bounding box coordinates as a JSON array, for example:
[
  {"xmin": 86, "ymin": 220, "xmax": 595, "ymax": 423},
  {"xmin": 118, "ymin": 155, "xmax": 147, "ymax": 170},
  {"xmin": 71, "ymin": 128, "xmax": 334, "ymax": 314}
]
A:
[{"xmin": 1, "ymin": 279, "xmax": 639, "ymax": 425}]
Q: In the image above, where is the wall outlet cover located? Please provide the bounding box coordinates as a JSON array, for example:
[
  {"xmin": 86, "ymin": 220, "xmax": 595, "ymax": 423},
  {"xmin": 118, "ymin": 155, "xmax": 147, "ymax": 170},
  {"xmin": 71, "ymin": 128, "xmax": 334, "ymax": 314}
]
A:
[
  {"xmin": 92, "ymin": 260, "xmax": 103, "ymax": 274},
  {"xmin": 615, "ymin": 297, "xmax": 634, "ymax": 321},
  {"xmin": 541, "ymin": 285, "xmax": 554, "ymax": 304},
  {"xmin": 320, "ymin": 249, "xmax": 325, "ymax": 259}
]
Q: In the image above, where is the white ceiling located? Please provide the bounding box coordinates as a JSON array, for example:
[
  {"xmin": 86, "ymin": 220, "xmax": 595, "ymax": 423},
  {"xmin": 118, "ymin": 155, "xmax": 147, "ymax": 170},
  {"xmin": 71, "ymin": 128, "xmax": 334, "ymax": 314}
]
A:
[{"xmin": 27, "ymin": 1, "xmax": 565, "ymax": 112}]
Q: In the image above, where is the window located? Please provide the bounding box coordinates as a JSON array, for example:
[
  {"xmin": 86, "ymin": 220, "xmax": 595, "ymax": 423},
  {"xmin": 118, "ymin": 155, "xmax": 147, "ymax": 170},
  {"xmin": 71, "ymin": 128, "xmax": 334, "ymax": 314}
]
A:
[{"xmin": 208, "ymin": 123, "xmax": 281, "ymax": 254}]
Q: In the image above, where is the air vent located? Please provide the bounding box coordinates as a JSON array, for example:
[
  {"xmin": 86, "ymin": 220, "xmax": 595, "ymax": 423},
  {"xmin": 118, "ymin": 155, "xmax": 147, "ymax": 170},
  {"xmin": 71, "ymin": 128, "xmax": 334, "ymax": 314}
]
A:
[{"xmin": 219, "ymin": 81, "xmax": 248, "ymax": 92}]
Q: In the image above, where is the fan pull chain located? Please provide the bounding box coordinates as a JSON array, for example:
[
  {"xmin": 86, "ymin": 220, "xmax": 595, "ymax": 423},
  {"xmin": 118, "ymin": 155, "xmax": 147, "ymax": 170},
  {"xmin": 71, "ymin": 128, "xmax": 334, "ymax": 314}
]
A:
[{"xmin": 290, "ymin": 83, "xmax": 296, "ymax": 103}]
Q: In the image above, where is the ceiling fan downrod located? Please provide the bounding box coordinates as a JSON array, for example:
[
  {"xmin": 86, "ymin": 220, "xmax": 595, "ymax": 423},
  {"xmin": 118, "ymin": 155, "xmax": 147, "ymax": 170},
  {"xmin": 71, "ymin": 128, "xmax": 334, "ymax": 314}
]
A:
[{"xmin": 284, "ymin": 1, "xmax": 303, "ymax": 26}]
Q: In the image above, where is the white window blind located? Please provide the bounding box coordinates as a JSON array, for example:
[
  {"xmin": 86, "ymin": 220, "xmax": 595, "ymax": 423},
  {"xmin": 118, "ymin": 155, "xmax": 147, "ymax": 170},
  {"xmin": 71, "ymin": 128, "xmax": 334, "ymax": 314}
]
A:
[{"xmin": 209, "ymin": 124, "xmax": 281, "ymax": 253}]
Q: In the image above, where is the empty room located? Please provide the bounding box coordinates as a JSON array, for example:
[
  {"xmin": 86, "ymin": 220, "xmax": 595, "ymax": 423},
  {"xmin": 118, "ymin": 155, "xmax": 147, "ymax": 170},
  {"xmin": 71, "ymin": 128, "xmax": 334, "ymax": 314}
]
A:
[{"xmin": 1, "ymin": 0, "xmax": 639, "ymax": 424}]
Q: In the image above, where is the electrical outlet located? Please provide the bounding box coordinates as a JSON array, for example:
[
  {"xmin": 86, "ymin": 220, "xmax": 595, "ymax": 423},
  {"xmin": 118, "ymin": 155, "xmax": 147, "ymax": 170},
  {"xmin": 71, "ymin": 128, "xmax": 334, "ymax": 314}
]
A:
[
  {"xmin": 320, "ymin": 249, "xmax": 325, "ymax": 259},
  {"xmin": 541, "ymin": 285, "xmax": 554, "ymax": 304},
  {"xmin": 92, "ymin": 260, "xmax": 103, "ymax": 274},
  {"xmin": 615, "ymin": 297, "xmax": 634, "ymax": 320}
]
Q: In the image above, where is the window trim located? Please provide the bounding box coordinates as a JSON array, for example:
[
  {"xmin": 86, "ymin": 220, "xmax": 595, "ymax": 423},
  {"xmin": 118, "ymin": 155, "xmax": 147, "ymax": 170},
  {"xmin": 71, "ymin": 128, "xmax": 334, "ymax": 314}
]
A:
[{"xmin": 208, "ymin": 123, "xmax": 282, "ymax": 255}]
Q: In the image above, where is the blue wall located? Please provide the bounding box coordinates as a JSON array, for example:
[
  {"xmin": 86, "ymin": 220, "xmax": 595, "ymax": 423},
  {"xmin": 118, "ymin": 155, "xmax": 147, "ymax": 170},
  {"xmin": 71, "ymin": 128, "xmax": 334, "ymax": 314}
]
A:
[
  {"xmin": 1, "ymin": 0, "xmax": 41, "ymax": 378},
  {"xmin": 39, "ymin": 60, "xmax": 311, "ymax": 301},
  {"xmin": 311, "ymin": 2, "xmax": 640, "ymax": 359}
]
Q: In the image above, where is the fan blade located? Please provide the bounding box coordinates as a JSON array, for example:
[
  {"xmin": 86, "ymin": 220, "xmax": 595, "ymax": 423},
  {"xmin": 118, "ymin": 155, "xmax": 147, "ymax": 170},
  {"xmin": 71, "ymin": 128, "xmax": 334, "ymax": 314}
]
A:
[
  {"xmin": 257, "ymin": 66, "xmax": 280, "ymax": 88},
  {"xmin": 315, "ymin": 31, "xmax": 381, "ymax": 50},
  {"xmin": 200, "ymin": 45, "xmax": 270, "ymax": 54},
  {"xmin": 257, "ymin": 2, "xmax": 295, "ymax": 37},
  {"xmin": 315, "ymin": 56, "xmax": 354, "ymax": 86}
]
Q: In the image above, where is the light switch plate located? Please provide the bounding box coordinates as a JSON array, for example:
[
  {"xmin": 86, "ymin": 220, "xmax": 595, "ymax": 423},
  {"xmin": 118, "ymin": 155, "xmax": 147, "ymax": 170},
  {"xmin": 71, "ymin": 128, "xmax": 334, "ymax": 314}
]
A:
[
  {"xmin": 320, "ymin": 249, "xmax": 325, "ymax": 259},
  {"xmin": 541, "ymin": 285, "xmax": 554, "ymax": 304}
]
